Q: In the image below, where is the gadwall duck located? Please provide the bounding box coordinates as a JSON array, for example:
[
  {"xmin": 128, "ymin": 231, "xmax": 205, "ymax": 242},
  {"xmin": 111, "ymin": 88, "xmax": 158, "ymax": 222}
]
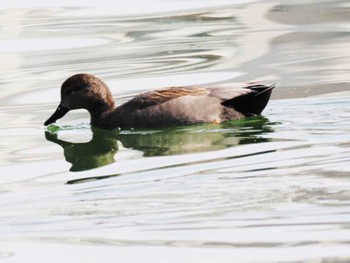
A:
[{"xmin": 44, "ymin": 74, "xmax": 275, "ymax": 129}]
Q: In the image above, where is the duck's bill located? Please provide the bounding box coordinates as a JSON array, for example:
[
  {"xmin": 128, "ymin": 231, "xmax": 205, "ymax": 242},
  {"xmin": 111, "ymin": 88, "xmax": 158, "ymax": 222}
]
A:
[{"xmin": 44, "ymin": 105, "xmax": 69, "ymax": 126}]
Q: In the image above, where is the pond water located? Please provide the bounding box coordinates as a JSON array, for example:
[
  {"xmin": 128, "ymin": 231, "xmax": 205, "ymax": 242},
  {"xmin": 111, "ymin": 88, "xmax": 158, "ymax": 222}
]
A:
[{"xmin": 1, "ymin": 0, "xmax": 350, "ymax": 262}]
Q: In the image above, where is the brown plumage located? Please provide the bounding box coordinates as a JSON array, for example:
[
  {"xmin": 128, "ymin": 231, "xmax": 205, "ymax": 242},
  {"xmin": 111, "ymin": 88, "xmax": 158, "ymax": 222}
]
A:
[{"xmin": 45, "ymin": 73, "xmax": 275, "ymax": 129}]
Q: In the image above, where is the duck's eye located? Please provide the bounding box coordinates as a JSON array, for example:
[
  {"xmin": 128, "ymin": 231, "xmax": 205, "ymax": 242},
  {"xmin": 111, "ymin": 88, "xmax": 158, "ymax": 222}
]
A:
[{"xmin": 66, "ymin": 89, "xmax": 73, "ymax": 95}]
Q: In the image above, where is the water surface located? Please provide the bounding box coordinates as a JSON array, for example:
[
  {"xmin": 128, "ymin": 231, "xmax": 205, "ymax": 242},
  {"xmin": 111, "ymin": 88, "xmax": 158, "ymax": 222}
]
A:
[{"xmin": 0, "ymin": 0, "xmax": 350, "ymax": 262}]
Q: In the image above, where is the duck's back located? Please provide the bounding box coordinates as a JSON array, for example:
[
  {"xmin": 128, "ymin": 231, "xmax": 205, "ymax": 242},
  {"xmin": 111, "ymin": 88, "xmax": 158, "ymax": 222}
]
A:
[{"xmin": 114, "ymin": 84, "xmax": 274, "ymax": 128}]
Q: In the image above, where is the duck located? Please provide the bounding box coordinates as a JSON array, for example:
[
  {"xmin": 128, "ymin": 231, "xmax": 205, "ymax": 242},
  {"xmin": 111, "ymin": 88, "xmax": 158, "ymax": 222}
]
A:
[{"xmin": 44, "ymin": 73, "xmax": 275, "ymax": 129}]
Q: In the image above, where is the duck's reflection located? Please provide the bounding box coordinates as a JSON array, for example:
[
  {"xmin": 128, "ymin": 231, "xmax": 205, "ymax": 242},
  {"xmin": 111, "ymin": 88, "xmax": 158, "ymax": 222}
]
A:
[
  {"xmin": 45, "ymin": 117, "xmax": 275, "ymax": 172},
  {"xmin": 45, "ymin": 129, "xmax": 118, "ymax": 172}
]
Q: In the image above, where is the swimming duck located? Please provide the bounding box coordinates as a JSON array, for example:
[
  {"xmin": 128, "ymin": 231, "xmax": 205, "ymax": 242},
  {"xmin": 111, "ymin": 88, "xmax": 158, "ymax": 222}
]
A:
[{"xmin": 44, "ymin": 73, "xmax": 274, "ymax": 129}]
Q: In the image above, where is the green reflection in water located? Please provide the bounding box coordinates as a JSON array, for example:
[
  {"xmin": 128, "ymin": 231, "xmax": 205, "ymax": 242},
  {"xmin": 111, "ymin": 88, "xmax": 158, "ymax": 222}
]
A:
[
  {"xmin": 45, "ymin": 116, "xmax": 276, "ymax": 172},
  {"xmin": 45, "ymin": 128, "xmax": 118, "ymax": 172}
]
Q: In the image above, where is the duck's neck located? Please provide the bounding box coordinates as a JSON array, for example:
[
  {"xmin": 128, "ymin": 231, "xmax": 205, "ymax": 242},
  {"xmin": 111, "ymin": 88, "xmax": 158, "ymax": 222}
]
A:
[{"xmin": 89, "ymin": 103, "xmax": 118, "ymax": 129}]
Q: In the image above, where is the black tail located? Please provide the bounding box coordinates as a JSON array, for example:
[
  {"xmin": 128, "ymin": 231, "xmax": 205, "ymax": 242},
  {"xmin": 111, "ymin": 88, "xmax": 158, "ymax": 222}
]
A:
[{"xmin": 222, "ymin": 84, "xmax": 275, "ymax": 115}]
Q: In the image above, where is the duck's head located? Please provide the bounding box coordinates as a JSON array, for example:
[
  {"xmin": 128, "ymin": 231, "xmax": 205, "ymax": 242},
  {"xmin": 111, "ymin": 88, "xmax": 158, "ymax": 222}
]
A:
[{"xmin": 44, "ymin": 74, "xmax": 115, "ymax": 126}]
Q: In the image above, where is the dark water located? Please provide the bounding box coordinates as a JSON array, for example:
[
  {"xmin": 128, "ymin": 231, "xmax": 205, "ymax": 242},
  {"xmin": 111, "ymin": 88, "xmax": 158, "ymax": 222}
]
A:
[{"xmin": 0, "ymin": 1, "xmax": 350, "ymax": 262}]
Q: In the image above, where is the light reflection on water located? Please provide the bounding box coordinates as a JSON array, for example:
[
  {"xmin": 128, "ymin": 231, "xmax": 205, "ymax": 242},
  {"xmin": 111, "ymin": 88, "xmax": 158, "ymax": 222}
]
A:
[{"xmin": 0, "ymin": 0, "xmax": 350, "ymax": 262}]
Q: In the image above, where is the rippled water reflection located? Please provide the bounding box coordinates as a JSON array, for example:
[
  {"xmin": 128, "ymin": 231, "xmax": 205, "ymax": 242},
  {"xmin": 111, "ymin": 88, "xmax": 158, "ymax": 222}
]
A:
[
  {"xmin": 44, "ymin": 117, "xmax": 274, "ymax": 172},
  {"xmin": 1, "ymin": 0, "xmax": 350, "ymax": 262}
]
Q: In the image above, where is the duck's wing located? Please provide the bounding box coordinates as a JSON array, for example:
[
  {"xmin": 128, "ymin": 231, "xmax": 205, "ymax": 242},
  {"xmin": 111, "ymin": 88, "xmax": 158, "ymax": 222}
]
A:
[
  {"xmin": 121, "ymin": 86, "xmax": 210, "ymax": 110},
  {"xmin": 120, "ymin": 84, "xmax": 274, "ymax": 115},
  {"xmin": 208, "ymin": 84, "xmax": 275, "ymax": 115}
]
